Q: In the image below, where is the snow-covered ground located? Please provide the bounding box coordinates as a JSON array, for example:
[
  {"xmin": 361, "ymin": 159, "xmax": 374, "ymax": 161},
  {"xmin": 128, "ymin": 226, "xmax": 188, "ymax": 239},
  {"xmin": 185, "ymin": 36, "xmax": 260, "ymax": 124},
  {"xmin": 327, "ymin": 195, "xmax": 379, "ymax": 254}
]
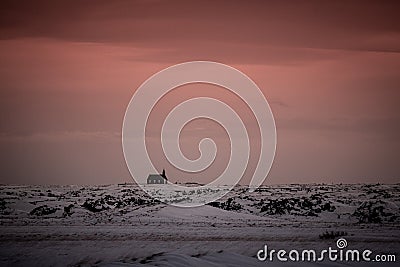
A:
[{"xmin": 0, "ymin": 183, "xmax": 399, "ymax": 266}]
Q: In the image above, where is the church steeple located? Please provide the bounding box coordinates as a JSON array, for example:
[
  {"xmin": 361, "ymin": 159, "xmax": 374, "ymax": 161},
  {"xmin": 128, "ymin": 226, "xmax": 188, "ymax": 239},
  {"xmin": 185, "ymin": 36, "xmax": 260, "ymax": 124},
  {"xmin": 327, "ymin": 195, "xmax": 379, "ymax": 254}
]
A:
[{"xmin": 161, "ymin": 169, "xmax": 166, "ymax": 179}]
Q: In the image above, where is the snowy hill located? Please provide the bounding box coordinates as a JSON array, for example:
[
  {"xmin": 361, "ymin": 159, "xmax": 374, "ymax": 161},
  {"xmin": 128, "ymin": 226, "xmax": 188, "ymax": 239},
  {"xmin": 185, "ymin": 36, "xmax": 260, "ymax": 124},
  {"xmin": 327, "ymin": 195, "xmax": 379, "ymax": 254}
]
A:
[{"xmin": 0, "ymin": 183, "xmax": 399, "ymax": 266}]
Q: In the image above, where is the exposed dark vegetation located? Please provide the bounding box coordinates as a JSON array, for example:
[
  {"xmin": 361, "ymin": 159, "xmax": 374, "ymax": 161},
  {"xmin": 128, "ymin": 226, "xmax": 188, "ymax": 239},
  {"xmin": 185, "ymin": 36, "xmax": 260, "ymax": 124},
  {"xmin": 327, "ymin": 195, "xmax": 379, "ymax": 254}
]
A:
[
  {"xmin": 319, "ymin": 230, "xmax": 348, "ymax": 239},
  {"xmin": 353, "ymin": 200, "xmax": 397, "ymax": 223},
  {"xmin": 0, "ymin": 198, "xmax": 5, "ymax": 211},
  {"xmin": 63, "ymin": 204, "xmax": 74, "ymax": 217},
  {"xmin": 258, "ymin": 195, "xmax": 335, "ymax": 216},
  {"xmin": 82, "ymin": 195, "xmax": 159, "ymax": 212},
  {"xmin": 30, "ymin": 205, "xmax": 58, "ymax": 216},
  {"xmin": 207, "ymin": 198, "xmax": 242, "ymax": 211}
]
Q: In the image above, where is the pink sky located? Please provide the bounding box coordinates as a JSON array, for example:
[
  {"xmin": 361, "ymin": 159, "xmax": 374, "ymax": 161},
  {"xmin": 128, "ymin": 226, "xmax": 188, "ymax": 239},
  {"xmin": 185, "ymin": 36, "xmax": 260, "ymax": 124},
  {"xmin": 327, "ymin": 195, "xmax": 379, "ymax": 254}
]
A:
[{"xmin": 0, "ymin": 0, "xmax": 399, "ymax": 184}]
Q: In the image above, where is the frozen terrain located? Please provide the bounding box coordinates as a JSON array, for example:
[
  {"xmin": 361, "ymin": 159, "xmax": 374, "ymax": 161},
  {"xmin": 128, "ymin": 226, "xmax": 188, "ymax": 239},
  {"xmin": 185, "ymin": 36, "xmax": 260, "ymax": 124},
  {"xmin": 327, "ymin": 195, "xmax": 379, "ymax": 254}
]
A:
[{"xmin": 0, "ymin": 183, "xmax": 399, "ymax": 266}]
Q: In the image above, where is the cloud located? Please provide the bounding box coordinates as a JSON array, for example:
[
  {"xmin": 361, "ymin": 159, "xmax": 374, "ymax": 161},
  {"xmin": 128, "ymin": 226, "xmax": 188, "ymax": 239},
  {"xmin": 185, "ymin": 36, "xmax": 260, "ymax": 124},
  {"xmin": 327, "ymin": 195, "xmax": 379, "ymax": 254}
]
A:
[
  {"xmin": 0, "ymin": 131, "xmax": 121, "ymax": 142},
  {"xmin": 278, "ymin": 117, "xmax": 400, "ymax": 139},
  {"xmin": 1, "ymin": 0, "xmax": 399, "ymax": 55}
]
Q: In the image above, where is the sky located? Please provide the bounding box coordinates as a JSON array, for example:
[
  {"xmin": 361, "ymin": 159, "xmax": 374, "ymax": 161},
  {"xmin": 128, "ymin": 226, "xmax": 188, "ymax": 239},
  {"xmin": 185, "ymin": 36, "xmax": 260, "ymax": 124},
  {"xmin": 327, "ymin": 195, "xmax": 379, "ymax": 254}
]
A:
[{"xmin": 0, "ymin": 0, "xmax": 399, "ymax": 185}]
